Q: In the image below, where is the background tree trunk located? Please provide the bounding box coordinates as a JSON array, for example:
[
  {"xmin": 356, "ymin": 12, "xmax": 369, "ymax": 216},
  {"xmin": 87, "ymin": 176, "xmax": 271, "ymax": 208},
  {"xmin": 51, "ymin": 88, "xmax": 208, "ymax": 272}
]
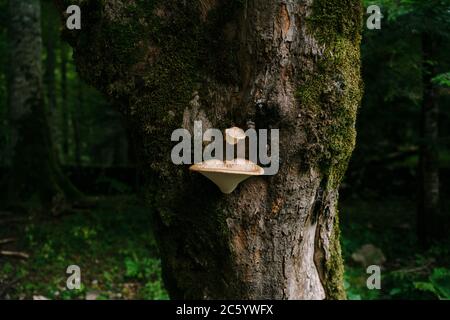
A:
[
  {"xmin": 60, "ymin": 43, "xmax": 69, "ymax": 161},
  {"xmin": 8, "ymin": 0, "xmax": 81, "ymax": 205},
  {"xmin": 59, "ymin": 0, "xmax": 363, "ymax": 299},
  {"xmin": 43, "ymin": 1, "xmax": 58, "ymax": 127},
  {"xmin": 43, "ymin": 0, "xmax": 61, "ymax": 161},
  {"xmin": 73, "ymin": 76, "xmax": 83, "ymax": 167},
  {"xmin": 418, "ymin": 32, "xmax": 439, "ymax": 247}
]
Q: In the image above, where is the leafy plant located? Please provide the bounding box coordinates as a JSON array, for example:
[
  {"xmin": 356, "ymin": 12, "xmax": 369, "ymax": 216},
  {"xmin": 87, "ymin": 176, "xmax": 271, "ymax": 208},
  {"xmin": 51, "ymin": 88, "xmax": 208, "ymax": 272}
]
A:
[
  {"xmin": 124, "ymin": 256, "xmax": 168, "ymax": 299},
  {"xmin": 141, "ymin": 281, "xmax": 169, "ymax": 300},
  {"xmin": 124, "ymin": 256, "xmax": 161, "ymax": 280},
  {"xmin": 414, "ymin": 268, "xmax": 450, "ymax": 300},
  {"xmin": 433, "ymin": 72, "xmax": 450, "ymax": 87}
]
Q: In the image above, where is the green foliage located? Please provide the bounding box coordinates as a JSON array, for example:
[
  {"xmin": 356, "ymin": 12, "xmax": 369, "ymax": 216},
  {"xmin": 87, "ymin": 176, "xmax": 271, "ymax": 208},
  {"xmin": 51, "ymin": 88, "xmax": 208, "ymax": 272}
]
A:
[
  {"xmin": 124, "ymin": 256, "xmax": 168, "ymax": 299},
  {"xmin": 341, "ymin": 197, "xmax": 450, "ymax": 300},
  {"xmin": 414, "ymin": 268, "xmax": 450, "ymax": 300},
  {"xmin": 365, "ymin": 0, "xmax": 450, "ymax": 30},
  {"xmin": 0, "ymin": 196, "xmax": 168, "ymax": 300},
  {"xmin": 1, "ymin": 194, "xmax": 448, "ymax": 300},
  {"xmin": 351, "ymin": 0, "xmax": 450, "ymax": 176},
  {"xmin": 125, "ymin": 257, "xmax": 158, "ymax": 280},
  {"xmin": 433, "ymin": 72, "xmax": 450, "ymax": 87}
]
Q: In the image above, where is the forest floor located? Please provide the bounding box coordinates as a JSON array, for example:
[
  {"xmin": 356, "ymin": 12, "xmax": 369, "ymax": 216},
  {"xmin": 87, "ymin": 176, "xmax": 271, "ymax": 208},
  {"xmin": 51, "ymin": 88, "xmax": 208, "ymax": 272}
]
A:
[
  {"xmin": 0, "ymin": 195, "xmax": 449, "ymax": 300},
  {"xmin": 0, "ymin": 196, "xmax": 167, "ymax": 300},
  {"xmin": 340, "ymin": 197, "xmax": 450, "ymax": 299}
]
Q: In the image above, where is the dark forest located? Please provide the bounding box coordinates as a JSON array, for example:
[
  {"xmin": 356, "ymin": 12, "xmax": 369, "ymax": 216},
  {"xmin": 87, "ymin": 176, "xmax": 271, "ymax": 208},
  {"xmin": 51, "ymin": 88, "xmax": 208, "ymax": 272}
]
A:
[{"xmin": 0, "ymin": 0, "xmax": 449, "ymax": 301}]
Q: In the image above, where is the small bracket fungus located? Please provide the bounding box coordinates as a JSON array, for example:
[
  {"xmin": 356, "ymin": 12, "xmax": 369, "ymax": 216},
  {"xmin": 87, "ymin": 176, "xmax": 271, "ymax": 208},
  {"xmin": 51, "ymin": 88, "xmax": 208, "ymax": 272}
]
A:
[
  {"xmin": 225, "ymin": 127, "xmax": 246, "ymax": 145},
  {"xmin": 189, "ymin": 159, "xmax": 264, "ymax": 194}
]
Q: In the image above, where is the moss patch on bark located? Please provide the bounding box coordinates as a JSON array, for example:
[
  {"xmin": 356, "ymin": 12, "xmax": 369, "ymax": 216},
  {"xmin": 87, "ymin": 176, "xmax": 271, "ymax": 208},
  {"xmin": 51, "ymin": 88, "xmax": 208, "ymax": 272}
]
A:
[{"xmin": 297, "ymin": 0, "xmax": 364, "ymax": 299}]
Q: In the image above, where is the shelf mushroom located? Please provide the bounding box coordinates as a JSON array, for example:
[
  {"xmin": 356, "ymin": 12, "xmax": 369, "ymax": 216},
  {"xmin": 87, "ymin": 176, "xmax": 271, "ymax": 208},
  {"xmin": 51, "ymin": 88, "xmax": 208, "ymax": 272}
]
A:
[{"xmin": 189, "ymin": 158, "xmax": 264, "ymax": 194}]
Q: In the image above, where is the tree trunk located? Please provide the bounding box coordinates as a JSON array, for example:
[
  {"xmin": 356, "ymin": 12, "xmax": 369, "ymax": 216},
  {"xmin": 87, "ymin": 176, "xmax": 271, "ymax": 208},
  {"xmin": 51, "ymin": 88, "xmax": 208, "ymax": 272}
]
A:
[
  {"xmin": 60, "ymin": 43, "xmax": 70, "ymax": 161},
  {"xmin": 43, "ymin": 2, "xmax": 62, "ymax": 166},
  {"xmin": 8, "ymin": 0, "xmax": 81, "ymax": 205},
  {"xmin": 418, "ymin": 32, "xmax": 439, "ymax": 247},
  {"xmin": 43, "ymin": 1, "xmax": 58, "ymax": 121},
  {"xmin": 58, "ymin": 0, "xmax": 363, "ymax": 299},
  {"xmin": 44, "ymin": 46, "xmax": 57, "ymax": 116},
  {"xmin": 73, "ymin": 77, "xmax": 83, "ymax": 167}
]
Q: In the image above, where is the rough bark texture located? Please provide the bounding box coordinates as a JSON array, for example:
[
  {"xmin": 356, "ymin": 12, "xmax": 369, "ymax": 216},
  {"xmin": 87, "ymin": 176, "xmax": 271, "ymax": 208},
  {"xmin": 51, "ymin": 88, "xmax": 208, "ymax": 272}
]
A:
[
  {"xmin": 58, "ymin": 0, "xmax": 363, "ymax": 299},
  {"xmin": 8, "ymin": 0, "xmax": 81, "ymax": 204}
]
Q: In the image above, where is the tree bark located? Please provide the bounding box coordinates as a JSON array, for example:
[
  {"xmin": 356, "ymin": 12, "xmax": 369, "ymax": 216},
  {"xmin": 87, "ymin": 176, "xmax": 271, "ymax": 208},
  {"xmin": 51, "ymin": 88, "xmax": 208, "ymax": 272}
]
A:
[
  {"xmin": 418, "ymin": 32, "xmax": 439, "ymax": 247},
  {"xmin": 73, "ymin": 76, "xmax": 83, "ymax": 167},
  {"xmin": 58, "ymin": 0, "xmax": 363, "ymax": 299},
  {"xmin": 43, "ymin": 0, "xmax": 61, "ymax": 160},
  {"xmin": 8, "ymin": 0, "xmax": 81, "ymax": 205},
  {"xmin": 60, "ymin": 43, "xmax": 70, "ymax": 161},
  {"xmin": 43, "ymin": 1, "xmax": 58, "ymax": 118}
]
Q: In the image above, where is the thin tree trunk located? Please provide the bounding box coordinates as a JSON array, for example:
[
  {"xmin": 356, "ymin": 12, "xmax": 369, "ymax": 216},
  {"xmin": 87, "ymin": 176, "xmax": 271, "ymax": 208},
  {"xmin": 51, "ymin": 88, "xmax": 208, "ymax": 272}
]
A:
[
  {"xmin": 73, "ymin": 76, "xmax": 83, "ymax": 167},
  {"xmin": 8, "ymin": 0, "xmax": 81, "ymax": 205},
  {"xmin": 418, "ymin": 32, "xmax": 439, "ymax": 247},
  {"xmin": 60, "ymin": 43, "xmax": 69, "ymax": 161},
  {"xmin": 43, "ymin": 3, "xmax": 60, "ymax": 163},
  {"xmin": 44, "ymin": 4, "xmax": 57, "ymax": 116},
  {"xmin": 58, "ymin": 0, "xmax": 363, "ymax": 299},
  {"xmin": 44, "ymin": 41, "xmax": 56, "ymax": 114},
  {"xmin": 4, "ymin": 25, "xmax": 12, "ymax": 167}
]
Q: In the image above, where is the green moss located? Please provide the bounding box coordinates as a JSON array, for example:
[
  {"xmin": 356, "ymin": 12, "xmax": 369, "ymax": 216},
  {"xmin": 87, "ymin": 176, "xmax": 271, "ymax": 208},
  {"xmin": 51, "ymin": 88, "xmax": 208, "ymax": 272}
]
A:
[
  {"xmin": 296, "ymin": 0, "xmax": 363, "ymax": 299},
  {"xmin": 296, "ymin": 0, "xmax": 363, "ymax": 190},
  {"xmin": 323, "ymin": 213, "xmax": 347, "ymax": 299},
  {"xmin": 307, "ymin": 0, "xmax": 362, "ymax": 44}
]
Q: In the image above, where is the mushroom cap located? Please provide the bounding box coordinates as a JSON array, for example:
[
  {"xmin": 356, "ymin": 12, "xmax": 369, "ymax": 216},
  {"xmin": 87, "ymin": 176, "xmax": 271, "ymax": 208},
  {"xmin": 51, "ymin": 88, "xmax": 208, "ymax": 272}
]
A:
[
  {"xmin": 189, "ymin": 159, "xmax": 264, "ymax": 193},
  {"xmin": 225, "ymin": 127, "xmax": 246, "ymax": 145},
  {"xmin": 189, "ymin": 159, "xmax": 264, "ymax": 175}
]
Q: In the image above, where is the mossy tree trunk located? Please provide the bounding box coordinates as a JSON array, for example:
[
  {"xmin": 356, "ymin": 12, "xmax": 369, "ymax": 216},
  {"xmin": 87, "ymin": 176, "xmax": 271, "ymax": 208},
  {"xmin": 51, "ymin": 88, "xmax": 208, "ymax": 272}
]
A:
[
  {"xmin": 58, "ymin": 0, "xmax": 363, "ymax": 299},
  {"xmin": 8, "ymin": 0, "xmax": 81, "ymax": 206}
]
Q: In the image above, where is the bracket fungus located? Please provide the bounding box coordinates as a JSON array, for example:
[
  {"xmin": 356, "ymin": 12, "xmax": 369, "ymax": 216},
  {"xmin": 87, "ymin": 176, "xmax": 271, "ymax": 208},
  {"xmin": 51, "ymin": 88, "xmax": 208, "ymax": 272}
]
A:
[{"xmin": 189, "ymin": 158, "xmax": 264, "ymax": 194}]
